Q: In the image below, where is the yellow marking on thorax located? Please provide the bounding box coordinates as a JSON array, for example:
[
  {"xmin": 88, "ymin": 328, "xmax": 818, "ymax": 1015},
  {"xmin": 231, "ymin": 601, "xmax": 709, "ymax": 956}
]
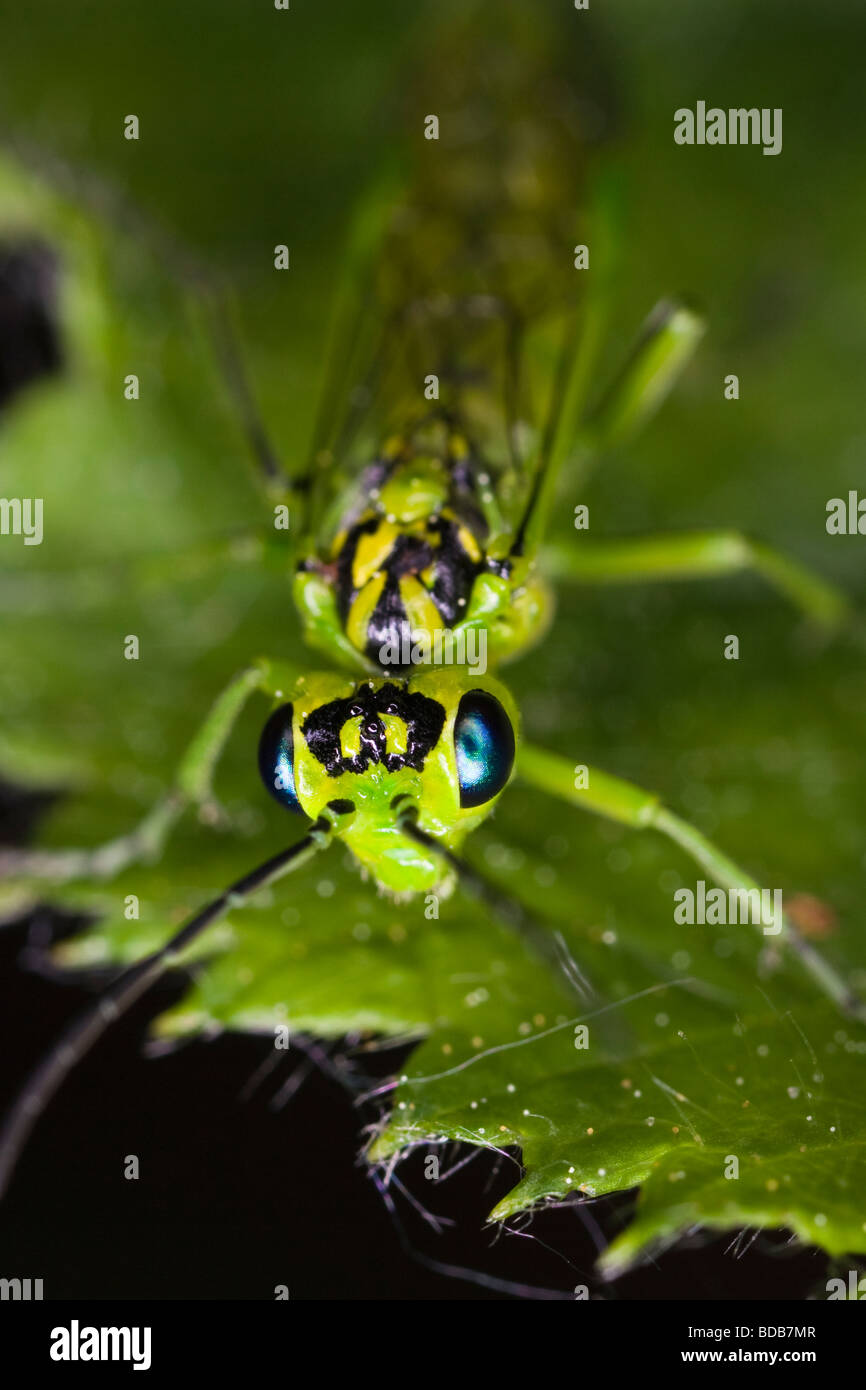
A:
[
  {"xmin": 329, "ymin": 526, "xmax": 348, "ymax": 562},
  {"xmin": 346, "ymin": 571, "xmax": 387, "ymax": 652},
  {"xmin": 456, "ymin": 522, "xmax": 481, "ymax": 563},
  {"xmin": 352, "ymin": 519, "xmax": 403, "ymax": 589},
  {"xmin": 399, "ymin": 575, "xmax": 443, "ymax": 632}
]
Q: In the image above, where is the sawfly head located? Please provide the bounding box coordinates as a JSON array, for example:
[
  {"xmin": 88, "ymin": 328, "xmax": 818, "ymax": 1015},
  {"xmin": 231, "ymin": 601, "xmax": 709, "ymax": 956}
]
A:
[{"xmin": 258, "ymin": 668, "xmax": 518, "ymax": 895}]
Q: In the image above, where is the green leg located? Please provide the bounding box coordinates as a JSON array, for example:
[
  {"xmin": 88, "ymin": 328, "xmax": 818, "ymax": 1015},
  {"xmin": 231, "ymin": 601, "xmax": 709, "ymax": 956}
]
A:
[
  {"xmin": 517, "ymin": 742, "xmax": 866, "ymax": 1022},
  {"xmin": 544, "ymin": 530, "xmax": 848, "ymax": 629},
  {"xmin": 513, "ymin": 297, "xmax": 705, "ymax": 562},
  {"xmin": 581, "ymin": 298, "xmax": 706, "ymax": 455},
  {"xmin": 0, "ymin": 660, "xmax": 288, "ymax": 884}
]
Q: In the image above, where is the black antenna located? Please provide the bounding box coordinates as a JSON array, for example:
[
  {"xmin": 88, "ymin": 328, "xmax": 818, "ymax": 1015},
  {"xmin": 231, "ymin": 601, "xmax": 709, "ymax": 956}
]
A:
[
  {"xmin": 204, "ymin": 292, "xmax": 292, "ymax": 497},
  {"xmin": 393, "ymin": 798, "xmax": 591, "ymax": 998},
  {"xmin": 0, "ymin": 821, "xmax": 332, "ymax": 1201}
]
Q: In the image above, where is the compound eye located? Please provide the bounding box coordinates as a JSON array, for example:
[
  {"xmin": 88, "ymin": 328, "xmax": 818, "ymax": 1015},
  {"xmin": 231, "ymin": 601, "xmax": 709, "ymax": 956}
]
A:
[
  {"xmin": 454, "ymin": 691, "xmax": 515, "ymax": 809},
  {"xmin": 258, "ymin": 703, "xmax": 303, "ymax": 814}
]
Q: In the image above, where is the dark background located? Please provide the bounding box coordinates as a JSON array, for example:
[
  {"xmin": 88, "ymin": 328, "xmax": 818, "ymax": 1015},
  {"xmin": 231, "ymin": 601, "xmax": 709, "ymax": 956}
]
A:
[{"xmin": 0, "ymin": 905, "xmax": 832, "ymax": 1299}]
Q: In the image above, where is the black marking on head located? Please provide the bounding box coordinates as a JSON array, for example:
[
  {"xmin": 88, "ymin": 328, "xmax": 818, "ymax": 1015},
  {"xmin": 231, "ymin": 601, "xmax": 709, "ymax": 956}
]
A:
[
  {"xmin": 0, "ymin": 242, "xmax": 62, "ymax": 411},
  {"xmin": 302, "ymin": 682, "xmax": 446, "ymax": 778},
  {"xmin": 326, "ymin": 798, "xmax": 356, "ymax": 816}
]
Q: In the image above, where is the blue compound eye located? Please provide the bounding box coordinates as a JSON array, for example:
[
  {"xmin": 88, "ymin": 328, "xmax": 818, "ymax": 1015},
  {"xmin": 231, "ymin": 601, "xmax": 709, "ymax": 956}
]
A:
[
  {"xmin": 454, "ymin": 691, "xmax": 515, "ymax": 809},
  {"xmin": 258, "ymin": 703, "xmax": 303, "ymax": 815}
]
